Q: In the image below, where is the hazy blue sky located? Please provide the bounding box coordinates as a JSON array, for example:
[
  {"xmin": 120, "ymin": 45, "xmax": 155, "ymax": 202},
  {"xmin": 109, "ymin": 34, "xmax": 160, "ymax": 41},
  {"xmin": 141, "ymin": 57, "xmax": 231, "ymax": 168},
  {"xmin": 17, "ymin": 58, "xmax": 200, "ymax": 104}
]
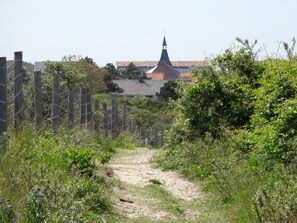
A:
[{"xmin": 1, "ymin": 0, "xmax": 296, "ymax": 66}]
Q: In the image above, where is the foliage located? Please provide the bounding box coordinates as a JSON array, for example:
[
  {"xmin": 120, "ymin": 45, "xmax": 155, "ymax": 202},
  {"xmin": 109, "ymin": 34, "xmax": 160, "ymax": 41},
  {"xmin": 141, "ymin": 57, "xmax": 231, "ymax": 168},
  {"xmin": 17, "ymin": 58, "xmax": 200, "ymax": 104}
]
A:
[
  {"xmin": 103, "ymin": 64, "xmax": 123, "ymax": 93},
  {"xmin": 283, "ymin": 37, "xmax": 297, "ymax": 60},
  {"xmin": 179, "ymin": 47, "xmax": 261, "ymax": 137},
  {"xmin": 110, "ymin": 131, "xmax": 142, "ymax": 150},
  {"xmin": 0, "ymin": 126, "xmax": 112, "ymax": 222},
  {"xmin": 66, "ymin": 148, "xmax": 96, "ymax": 176},
  {"xmin": 41, "ymin": 57, "xmax": 85, "ymax": 123},
  {"xmin": 156, "ymin": 80, "xmax": 179, "ymax": 102},
  {"xmin": 104, "ymin": 63, "xmax": 119, "ymax": 80},
  {"xmin": 125, "ymin": 98, "xmax": 174, "ymax": 131},
  {"xmin": 77, "ymin": 57, "xmax": 107, "ymax": 94},
  {"xmin": 24, "ymin": 187, "xmax": 47, "ymax": 223},
  {"xmin": 253, "ymin": 176, "xmax": 297, "ymax": 223},
  {"xmin": 0, "ymin": 195, "xmax": 15, "ymax": 223},
  {"xmin": 159, "ymin": 38, "xmax": 297, "ymax": 222},
  {"xmin": 119, "ymin": 63, "xmax": 147, "ymax": 80}
]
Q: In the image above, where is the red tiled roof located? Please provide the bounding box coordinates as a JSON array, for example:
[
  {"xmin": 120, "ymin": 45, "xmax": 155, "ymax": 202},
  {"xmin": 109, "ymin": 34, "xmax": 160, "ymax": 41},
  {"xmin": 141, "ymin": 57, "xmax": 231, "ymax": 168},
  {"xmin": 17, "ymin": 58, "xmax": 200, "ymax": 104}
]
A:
[
  {"xmin": 116, "ymin": 61, "xmax": 207, "ymax": 68},
  {"xmin": 146, "ymin": 60, "xmax": 180, "ymax": 80}
]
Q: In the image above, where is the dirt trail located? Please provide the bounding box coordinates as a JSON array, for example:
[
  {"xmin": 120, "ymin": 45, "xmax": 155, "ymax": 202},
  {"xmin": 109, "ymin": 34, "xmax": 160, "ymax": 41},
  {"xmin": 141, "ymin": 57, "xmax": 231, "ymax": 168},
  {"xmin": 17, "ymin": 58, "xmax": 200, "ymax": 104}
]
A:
[{"xmin": 107, "ymin": 148, "xmax": 208, "ymax": 222}]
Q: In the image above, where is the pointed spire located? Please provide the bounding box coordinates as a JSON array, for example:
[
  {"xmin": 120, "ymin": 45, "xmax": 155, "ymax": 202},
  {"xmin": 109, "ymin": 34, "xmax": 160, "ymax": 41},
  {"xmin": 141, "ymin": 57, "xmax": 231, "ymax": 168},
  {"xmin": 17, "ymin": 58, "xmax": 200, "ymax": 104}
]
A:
[
  {"xmin": 159, "ymin": 36, "xmax": 172, "ymax": 66},
  {"xmin": 162, "ymin": 36, "xmax": 167, "ymax": 48}
]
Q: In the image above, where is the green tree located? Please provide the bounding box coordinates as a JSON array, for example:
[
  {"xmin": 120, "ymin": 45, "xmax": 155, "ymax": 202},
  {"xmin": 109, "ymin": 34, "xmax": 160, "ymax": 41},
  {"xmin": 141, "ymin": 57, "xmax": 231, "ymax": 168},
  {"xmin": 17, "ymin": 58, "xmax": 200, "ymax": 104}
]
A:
[
  {"xmin": 77, "ymin": 57, "xmax": 107, "ymax": 94},
  {"xmin": 104, "ymin": 63, "xmax": 123, "ymax": 93},
  {"xmin": 157, "ymin": 80, "xmax": 179, "ymax": 102},
  {"xmin": 120, "ymin": 63, "xmax": 146, "ymax": 79},
  {"xmin": 179, "ymin": 42, "xmax": 263, "ymax": 138},
  {"xmin": 105, "ymin": 63, "xmax": 119, "ymax": 79},
  {"xmin": 77, "ymin": 58, "xmax": 122, "ymax": 94}
]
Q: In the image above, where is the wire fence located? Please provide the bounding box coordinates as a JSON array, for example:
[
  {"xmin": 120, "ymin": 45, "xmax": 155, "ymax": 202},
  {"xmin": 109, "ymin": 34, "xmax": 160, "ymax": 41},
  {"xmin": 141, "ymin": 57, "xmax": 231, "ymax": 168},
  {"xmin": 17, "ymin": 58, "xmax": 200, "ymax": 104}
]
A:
[{"xmin": 0, "ymin": 52, "xmax": 164, "ymax": 148}]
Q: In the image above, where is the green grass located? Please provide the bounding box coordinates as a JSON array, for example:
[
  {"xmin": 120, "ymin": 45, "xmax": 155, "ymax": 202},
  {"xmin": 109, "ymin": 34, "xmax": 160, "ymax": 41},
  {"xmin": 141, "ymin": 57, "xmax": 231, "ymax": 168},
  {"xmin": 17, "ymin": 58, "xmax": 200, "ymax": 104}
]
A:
[
  {"xmin": 145, "ymin": 184, "xmax": 184, "ymax": 215},
  {"xmin": 149, "ymin": 179, "xmax": 162, "ymax": 185},
  {"xmin": 0, "ymin": 125, "xmax": 113, "ymax": 222}
]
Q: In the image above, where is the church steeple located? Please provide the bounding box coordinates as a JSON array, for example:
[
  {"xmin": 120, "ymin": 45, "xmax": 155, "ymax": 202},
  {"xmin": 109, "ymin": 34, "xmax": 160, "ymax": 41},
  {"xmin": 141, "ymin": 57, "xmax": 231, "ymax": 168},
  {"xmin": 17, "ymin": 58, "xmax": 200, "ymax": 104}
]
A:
[
  {"xmin": 159, "ymin": 36, "xmax": 172, "ymax": 66},
  {"xmin": 162, "ymin": 36, "xmax": 167, "ymax": 48}
]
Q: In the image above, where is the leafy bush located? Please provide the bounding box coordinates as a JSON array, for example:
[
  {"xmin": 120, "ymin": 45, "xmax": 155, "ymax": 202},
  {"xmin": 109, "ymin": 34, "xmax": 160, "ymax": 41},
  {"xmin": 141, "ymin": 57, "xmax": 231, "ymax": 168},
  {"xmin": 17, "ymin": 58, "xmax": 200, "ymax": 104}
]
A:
[
  {"xmin": 66, "ymin": 148, "xmax": 96, "ymax": 176},
  {"xmin": 0, "ymin": 195, "xmax": 15, "ymax": 223},
  {"xmin": 253, "ymin": 172, "xmax": 297, "ymax": 223},
  {"xmin": 24, "ymin": 187, "xmax": 47, "ymax": 223},
  {"xmin": 159, "ymin": 40, "xmax": 297, "ymax": 222},
  {"xmin": 156, "ymin": 80, "xmax": 179, "ymax": 101},
  {"xmin": 0, "ymin": 126, "xmax": 112, "ymax": 222},
  {"xmin": 110, "ymin": 131, "xmax": 142, "ymax": 150}
]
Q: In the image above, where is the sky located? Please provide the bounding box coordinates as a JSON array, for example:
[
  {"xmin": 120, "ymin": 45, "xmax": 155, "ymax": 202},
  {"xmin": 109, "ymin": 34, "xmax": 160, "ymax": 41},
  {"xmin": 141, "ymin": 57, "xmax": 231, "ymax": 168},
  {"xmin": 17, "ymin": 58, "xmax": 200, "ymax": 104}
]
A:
[{"xmin": 0, "ymin": 0, "xmax": 296, "ymax": 66}]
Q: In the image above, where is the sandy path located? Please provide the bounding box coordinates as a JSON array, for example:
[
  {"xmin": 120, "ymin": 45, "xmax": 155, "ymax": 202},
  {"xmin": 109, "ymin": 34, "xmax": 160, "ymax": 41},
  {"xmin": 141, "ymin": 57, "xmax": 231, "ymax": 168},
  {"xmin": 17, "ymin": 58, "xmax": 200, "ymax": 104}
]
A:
[{"xmin": 108, "ymin": 147, "xmax": 205, "ymax": 221}]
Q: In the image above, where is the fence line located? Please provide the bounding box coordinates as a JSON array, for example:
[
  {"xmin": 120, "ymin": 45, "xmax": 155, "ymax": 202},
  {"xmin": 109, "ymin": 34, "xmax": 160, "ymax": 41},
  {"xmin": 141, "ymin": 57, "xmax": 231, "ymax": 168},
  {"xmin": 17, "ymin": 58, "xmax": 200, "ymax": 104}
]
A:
[{"xmin": 0, "ymin": 52, "xmax": 165, "ymax": 148}]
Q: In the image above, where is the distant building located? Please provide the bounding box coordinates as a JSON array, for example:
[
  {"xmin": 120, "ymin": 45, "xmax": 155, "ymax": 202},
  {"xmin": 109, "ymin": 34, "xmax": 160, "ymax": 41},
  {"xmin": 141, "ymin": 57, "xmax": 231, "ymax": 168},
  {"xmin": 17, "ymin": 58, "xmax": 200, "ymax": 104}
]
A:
[
  {"xmin": 145, "ymin": 37, "xmax": 180, "ymax": 80},
  {"xmin": 113, "ymin": 80, "xmax": 168, "ymax": 99},
  {"xmin": 116, "ymin": 37, "xmax": 207, "ymax": 80},
  {"xmin": 116, "ymin": 60, "xmax": 207, "ymax": 73},
  {"xmin": 113, "ymin": 36, "xmax": 207, "ymax": 99}
]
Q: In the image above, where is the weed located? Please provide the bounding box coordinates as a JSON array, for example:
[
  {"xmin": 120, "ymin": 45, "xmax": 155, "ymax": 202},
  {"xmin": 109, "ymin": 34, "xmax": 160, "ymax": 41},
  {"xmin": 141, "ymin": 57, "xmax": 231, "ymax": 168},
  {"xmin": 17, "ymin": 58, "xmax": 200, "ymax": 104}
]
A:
[
  {"xmin": 0, "ymin": 196, "xmax": 15, "ymax": 223},
  {"xmin": 0, "ymin": 125, "xmax": 112, "ymax": 222},
  {"xmin": 24, "ymin": 187, "xmax": 47, "ymax": 223},
  {"xmin": 149, "ymin": 179, "xmax": 162, "ymax": 185}
]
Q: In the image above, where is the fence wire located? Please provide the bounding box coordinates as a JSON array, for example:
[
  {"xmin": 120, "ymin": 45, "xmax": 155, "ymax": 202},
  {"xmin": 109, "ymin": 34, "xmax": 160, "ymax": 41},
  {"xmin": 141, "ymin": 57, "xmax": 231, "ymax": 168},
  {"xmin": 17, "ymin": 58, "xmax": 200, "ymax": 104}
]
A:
[{"xmin": 0, "ymin": 57, "xmax": 165, "ymax": 148}]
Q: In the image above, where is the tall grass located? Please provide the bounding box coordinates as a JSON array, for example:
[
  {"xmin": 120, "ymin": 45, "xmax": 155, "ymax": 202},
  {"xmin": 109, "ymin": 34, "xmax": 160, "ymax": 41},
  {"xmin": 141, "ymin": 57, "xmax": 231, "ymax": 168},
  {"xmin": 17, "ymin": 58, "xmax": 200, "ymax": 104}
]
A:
[
  {"xmin": 158, "ymin": 131, "xmax": 297, "ymax": 222},
  {"xmin": 0, "ymin": 125, "xmax": 112, "ymax": 222}
]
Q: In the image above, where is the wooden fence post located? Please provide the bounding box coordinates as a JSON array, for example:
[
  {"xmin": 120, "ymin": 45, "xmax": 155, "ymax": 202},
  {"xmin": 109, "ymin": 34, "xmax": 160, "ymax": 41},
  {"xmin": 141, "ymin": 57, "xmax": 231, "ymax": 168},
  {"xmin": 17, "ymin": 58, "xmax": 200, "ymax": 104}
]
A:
[
  {"xmin": 86, "ymin": 88, "xmax": 93, "ymax": 129},
  {"xmin": 131, "ymin": 118, "xmax": 136, "ymax": 133},
  {"xmin": 52, "ymin": 70, "xmax": 60, "ymax": 133},
  {"xmin": 111, "ymin": 99, "xmax": 118, "ymax": 138},
  {"xmin": 0, "ymin": 57, "xmax": 7, "ymax": 134},
  {"xmin": 103, "ymin": 103, "xmax": 108, "ymax": 138},
  {"xmin": 80, "ymin": 88, "xmax": 86, "ymax": 125},
  {"xmin": 122, "ymin": 102, "xmax": 127, "ymax": 131},
  {"xmin": 34, "ymin": 71, "xmax": 43, "ymax": 130},
  {"xmin": 160, "ymin": 131, "xmax": 164, "ymax": 147},
  {"xmin": 94, "ymin": 100, "xmax": 99, "ymax": 132},
  {"xmin": 145, "ymin": 130, "xmax": 150, "ymax": 147},
  {"xmin": 68, "ymin": 85, "xmax": 74, "ymax": 127},
  {"xmin": 154, "ymin": 129, "xmax": 158, "ymax": 148},
  {"xmin": 14, "ymin": 51, "xmax": 24, "ymax": 129}
]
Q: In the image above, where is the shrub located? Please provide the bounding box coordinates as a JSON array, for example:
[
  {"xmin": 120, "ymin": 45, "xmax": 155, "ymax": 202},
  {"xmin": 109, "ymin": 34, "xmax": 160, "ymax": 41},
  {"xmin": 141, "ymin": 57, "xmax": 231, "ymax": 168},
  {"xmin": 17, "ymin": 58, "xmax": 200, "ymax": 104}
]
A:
[
  {"xmin": 0, "ymin": 195, "xmax": 15, "ymax": 223},
  {"xmin": 66, "ymin": 148, "xmax": 96, "ymax": 176},
  {"xmin": 0, "ymin": 126, "xmax": 112, "ymax": 222},
  {"xmin": 24, "ymin": 187, "xmax": 47, "ymax": 223},
  {"xmin": 159, "ymin": 42, "xmax": 297, "ymax": 222},
  {"xmin": 253, "ymin": 174, "xmax": 297, "ymax": 223}
]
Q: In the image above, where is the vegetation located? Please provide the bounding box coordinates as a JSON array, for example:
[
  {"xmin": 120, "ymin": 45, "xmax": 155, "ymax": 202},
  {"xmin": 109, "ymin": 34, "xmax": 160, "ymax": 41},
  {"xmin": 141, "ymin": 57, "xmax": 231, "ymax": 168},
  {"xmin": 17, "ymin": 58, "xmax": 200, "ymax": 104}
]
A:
[
  {"xmin": 159, "ymin": 38, "xmax": 297, "ymax": 222},
  {"xmin": 0, "ymin": 126, "xmax": 117, "ymax": 222},
  {"xmin": 2, "ymin": 37, "xmax": 297, "ymax": 222},
  {"xmin": 119, "ymin": 62, "xmax": 147, "ymax": 80},
  {"xmin": 124, "ymin": 97, "xmax": 174, "ymax": 131},
  {"xmin": 156, "ymin": 80, "xmax": 179, "ymax": 102}
]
